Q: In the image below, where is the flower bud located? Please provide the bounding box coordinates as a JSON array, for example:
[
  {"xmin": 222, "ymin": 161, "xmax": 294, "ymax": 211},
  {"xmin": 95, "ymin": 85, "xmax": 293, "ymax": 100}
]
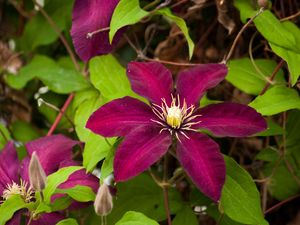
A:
[
  {"xmin": 257, "ymin": 0, "xmax": 269, "ymax": 9},
  {"xmin": 94, "ymin": 183, "xmax": 113, "ymax": 216},
  {"xmin": 29, "ymin": 152, "xmax": 47, "ymax": 191}
]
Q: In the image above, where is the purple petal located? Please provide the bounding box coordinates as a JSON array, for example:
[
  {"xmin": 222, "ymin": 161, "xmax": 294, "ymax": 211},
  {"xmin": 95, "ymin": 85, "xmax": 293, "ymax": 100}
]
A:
[
  {"xmin": 0, "ymin": 142, "xmax": 19, "ymax": 195},
  {"xmin": 7, "ymin": 211, "xmax": 21, "ymax": 225},
  {"xmin": 197, "ymin": 103, "xmax": 267, "ymax": 137},
  {"xmin": 47, "ymin": 160, "xmax": 98, "ymax": 209},
  {"xmin": 127, "ymin": 62, "xmax": 173, "ymax": 104},
  {"xmin": 25, "ymin": 135, "xmax": 79, "ymax": 175},
  {"xmin": 176, "ymin": 132, "xmax": 225, "ymax": 201},
  {"xmin": 86, "ymin": 96, "xmax": 155, "ymax": 137},
  {"xmin": 70, "ymin": 0, "xmax": 122, "ymax": 61},
  {"xmin": 114, "ymin": 126, "xmax": 171, "ymax": 182},
  {"xmin": 176, "ymin": 63, "xmax": 228, "ymax": 106},
  {"xmin": 58, "ymin": 160, "xmax": 98, "ymax": 193},
  {"xmin": 30, "ymin": 212, "xmax": 64, "ymax": 225},
  {"xmin": 20, "ymin": 157, "xmax": 30, "ymax": 183}
]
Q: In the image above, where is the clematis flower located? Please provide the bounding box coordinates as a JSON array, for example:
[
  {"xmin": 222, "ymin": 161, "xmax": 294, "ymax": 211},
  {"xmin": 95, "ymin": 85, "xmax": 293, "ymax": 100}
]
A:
[
  {"xmin": 86, "ymin": 62, "xmax": 267, "ymax": 201},
  {"xmin": 70, "ymin": 0, "xmax": 123, "ymax": 62},
  {"xmin": 0, "ymin": 135, "xmax": 98, "ymax": 224}
]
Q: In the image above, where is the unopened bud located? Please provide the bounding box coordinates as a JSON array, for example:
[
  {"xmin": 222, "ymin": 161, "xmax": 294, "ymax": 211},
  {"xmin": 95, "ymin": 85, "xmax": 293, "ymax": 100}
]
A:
[
  {"xmin": 257, "ymin": 0, "xmax": 269, "ymax": 9},
  {"xmin": 94, "ymin": 183, "xmax": 113, "ymax": 216},
  {"xmin": 29, "ymin": 152, "xmax": 47, "ymax": 191}
]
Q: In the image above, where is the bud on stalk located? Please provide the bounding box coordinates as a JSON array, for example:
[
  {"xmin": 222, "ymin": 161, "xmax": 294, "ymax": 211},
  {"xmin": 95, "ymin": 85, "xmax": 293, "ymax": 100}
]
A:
[
  {"xmin": 94, "ymin": 183, "xmax": 113, "ymax": 216},
  {"xmin": 29, "ymin": 152, "xmax": 47, "ymax": 192}
]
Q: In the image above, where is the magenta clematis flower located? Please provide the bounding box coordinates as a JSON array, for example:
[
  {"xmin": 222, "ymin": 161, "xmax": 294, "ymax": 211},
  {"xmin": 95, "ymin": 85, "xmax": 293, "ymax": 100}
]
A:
[
  {"xmin": 0, "ymin": 135, "xmax": 98, "ymax": 224},
  {"xmin": 70, "ymin": 0, "xmax": 123, "ymax": 62},
  {"xmin": 86, "ymin": 62, "xmax": 267, "ymax": 201}
]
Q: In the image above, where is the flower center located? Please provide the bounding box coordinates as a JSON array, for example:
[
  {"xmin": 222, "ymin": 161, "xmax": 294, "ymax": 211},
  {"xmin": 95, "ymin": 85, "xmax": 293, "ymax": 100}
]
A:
[
  {"xmin": 2, "ymin": 180, "xmax": 34, "ymax": 203},
  {"xmin": 166, "ymin": 105, "xmax": 183, "ymax": 129},
  {"xmin": 151, "ymin": 94, "xmax": 202, "ymax": 140}
]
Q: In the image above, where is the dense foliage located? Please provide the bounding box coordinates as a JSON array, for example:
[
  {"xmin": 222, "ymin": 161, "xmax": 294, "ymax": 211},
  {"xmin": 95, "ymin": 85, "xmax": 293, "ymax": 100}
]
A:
[{"xmin": 0, "ymin": 0, "xmax": 299, "ymax": 224}]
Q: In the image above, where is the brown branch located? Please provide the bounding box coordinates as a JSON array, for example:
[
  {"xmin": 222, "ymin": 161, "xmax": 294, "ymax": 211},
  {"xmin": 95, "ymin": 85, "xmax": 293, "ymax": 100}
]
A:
[
  {"xmin": 280, "ymin": 10, "xmax": 300, "ymax": 21},
  {"xmin": 264, "ymin": 194, "xmax": 300, "ymax": 214},
  {"xmin": 32, "ymin": 1, "xmax": 82, "ymax": 136},
  {"xmin": 259, "ymin": 60, "xmax": 285, "ymax": 95},
  {"xmin": 224, "ymin": 7, "xmax": 264, "ymax": 62},
  {"xmin": 47, "ymin": 93, "xmax": 74, "ymax": 136},
  {"xmin": 33, "ymin": 1, "xmax": 80, "ymax": 71}
]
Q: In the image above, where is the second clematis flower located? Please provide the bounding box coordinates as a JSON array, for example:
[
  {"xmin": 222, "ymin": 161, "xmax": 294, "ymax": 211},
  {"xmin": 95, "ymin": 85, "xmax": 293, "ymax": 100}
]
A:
[
  {"xmin": 0, "ymin": 135, "xmax": 98, "ymax": 225},
  {"xmin": 70, "ymin": 0, "xmax": 123, "ymax": 62},
  {"xmin": 86, "ymin": 61, "xmax": 267, "ymax": 201}
]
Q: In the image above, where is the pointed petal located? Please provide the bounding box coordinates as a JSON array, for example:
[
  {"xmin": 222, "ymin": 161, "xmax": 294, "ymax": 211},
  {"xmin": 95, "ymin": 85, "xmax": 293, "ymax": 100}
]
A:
[
  {"xmin": 114, "ymin": 126, "xmax": 171, "ymax": 182},
  {"xmin": 7, "ymin": 211, "xmax": 21, "ymax": 225},
  {"xmin": 58, "ymin": 160, "xmax": 98, "ymax": 193},
  {"xmin": 86, "ymin": 96, "xmax": 155, "ymax": 137},
  {"xmin": 0, "ymin": 142, "xmax": 19, "ymax": 194},
  {"xmin": 25, "ymin": 135, "xmax": 79, "ymax": 175},
  {"xmin": 176, "ymin": 132, "xmax": 225, "ymax": 201},
  {"xmin": 127, "ymin": 62, "xmax": 173, "ymax": 104},
  {"xmin": 176, "ymin": 63, "xmax": 228, "ymax": 106},
  {"xmin": 197, "ymin": 103, "xmax": 267, "ymax": 137},
  {"xmin": 70, "ymin": 0, "xmax": 122, "ymax": 61}
]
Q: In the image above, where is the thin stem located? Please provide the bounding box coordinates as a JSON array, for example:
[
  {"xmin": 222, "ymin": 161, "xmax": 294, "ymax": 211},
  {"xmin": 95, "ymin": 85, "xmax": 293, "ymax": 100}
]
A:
[
  {"xmin": 32, "ymin": 0, "xmax": 82, "ymax": 135},
  {"xmin": 86, "ymin": 27, "xmax": 110, "ymax": 39},
  {"xmin": 33, "ymin": 0, "xmax": 80, "ymax": 72},
  {"xmin": 259, "ymin": 60, "xmax": 285, "ymax": 95},
  {"xmin": 249, "ymin": 31, "xmax": 270, "ymax": 81},
  {"xmin": 224, "ymin": 7, "xmax": 264, "ymax": 62},
  {"xmin": 0, "ymin": 128, "xmax": 8, "ymax": 142},
  {"xmin": 38, "ymin": 98, "xmax": 75, "ymax": 128},
  {"xmin": 264, "ymin": 194, "xmax": 300, "ymax": 214},
  {"xmin": 47, "ymin": 93, "xmax": 74, "ymax": 136},
  {"xmin": 141, "ymin": 55, "xmax": 199, "ymax": 66},
  {"xmin": 280, "ymin": 10, "xmax": 300, "ymax": 21},
  {"xmin": 163, "ymin": 187, "xmax": 172, "ymax": 225},
  {"xmin": 27, "ymin": 215, "xmax": 33, "ymax": 225}
]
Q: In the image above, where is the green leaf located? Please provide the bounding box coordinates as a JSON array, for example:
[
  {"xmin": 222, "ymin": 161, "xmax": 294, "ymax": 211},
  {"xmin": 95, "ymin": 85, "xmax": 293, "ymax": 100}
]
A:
[
  {"xmin": 234, "ymin": 2, "xmax": 296, "ymax": 51},
  {"xmin": 263, "ymin": 161, "xmax": 300, "ymax": 200},
  {"xmin": 286, "ymin": 110, "xmax": 300, "ymax": 154},
  {"xmin": 43, "ymin": 166, "xmax": 82, "ymax": 203},
  {"xmin": 56, "ymin": 218, "xmax": 79, "ymax": 225},
  {"xmin": 226, "ymin": 58, "xmax": 284, "ymax": 95},
  {"xmin": 109, "ymin": 1, "xmax": 194, "ymax": 58},
  {"xmin": 73, "ymin": 90, "xmax": 117, "ymax": 172},
  {"xmin": 109, "ymin": 0, "xmax": 148, "ymax": 42},
  {"xmin": 6, "ymin": 55, "xmax": 89, "ymax": 94},
  {"xmin": 255, "ymin": 119, "xmax": 283, "ymax": 136},
  {"xmin": 18, "ymin": 1, "xmax": 73, "ymax": 51},
  {"xmin": 155, "ymin": 8, "xmax": 194, "ymax": 59},
  {"xmin": 249, "ymin": 86, "xmax": 300, "ymax": 115},
  {"xmin": 256, "ymin": 147, "xmax": 280, "ymax": 162},
  {"xmin": 89, "ymin": 55, "xmax": 138, "ymax": 101},
  {"xmin": 115, "ymin": 211, "xmax": 159, "ymax": 225},
  {"xmin": 0, "ymin": 195, "xmax": 29, "ymax": 225},
  {"xmin": 234, "ymin": 0, "xmax": 258, "ymax": 23},
  {"xmin": 56, "ymin": 185, "xmax": 96, "ymax": 202},
  {"xmin": 269, "ymin": 21, "xmax": 300, "ymax": 85},
  {"xmin": 11, "ymin": 121, "xmax": 40, "ymax": 142},
  {"xmin": 221, "ymin": 156, "xmax": 268, "ymax": 225},
  {"xmin": 100, "ymin": 145, "xmax": 116, "ymax": 181},
  {"xmin": 206, "ymin": 205, "xmax": 243, "ymax": 225},
  {"xmin": 107, "ymin": 174, "xmax": 182, "ymax": 224},
  {"xmin": 172, "ymin": 205, "xmax": 198, "ymax": 225},
  {"xmin": 253, "ymin": 10, "xmax": 296, "ymax": 50},
  {"xmin": 0, "ymin": 123, "xmax": 11, "ymax": 149},
  {"xmin": 50, "ymin": 195, "xmax": 73, "ymax": 212}
]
